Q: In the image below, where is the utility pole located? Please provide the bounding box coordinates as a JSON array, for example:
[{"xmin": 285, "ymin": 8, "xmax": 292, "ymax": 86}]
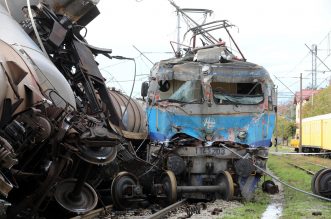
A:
[
  {"xmin": 176, "ymin": 9, "xmax": 181, "ymax": 54},
  {"xmin": 311, "ymin": 44, "xmax": 317, "ymax": 89},
  {"xmin": 275, "ymin": 86, "xmax": 278, "ymax": 152},
  {"xmin": 299, "ymin": 73, "xmax": 303, "ymax": 152}
]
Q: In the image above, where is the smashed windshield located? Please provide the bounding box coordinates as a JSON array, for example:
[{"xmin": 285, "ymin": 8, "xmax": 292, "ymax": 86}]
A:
[
  {"xmin": 165, "ymin": 80, "xmax": 203, "ymax": 103},
  {"xmin": 212, "ymin": 82, "xmax": 264, "ymax": 105}
]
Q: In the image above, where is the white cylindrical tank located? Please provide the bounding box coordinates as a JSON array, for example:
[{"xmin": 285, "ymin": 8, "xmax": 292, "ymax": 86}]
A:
[{"xmin": 0, "ymin": 4, "xmax": 76, "ymax": 109}]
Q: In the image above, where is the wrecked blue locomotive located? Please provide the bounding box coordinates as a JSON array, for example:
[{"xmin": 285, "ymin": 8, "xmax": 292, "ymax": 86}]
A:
[{"xmin": 143, "ymin": 10, "xmax": 277, "ymax": 201}]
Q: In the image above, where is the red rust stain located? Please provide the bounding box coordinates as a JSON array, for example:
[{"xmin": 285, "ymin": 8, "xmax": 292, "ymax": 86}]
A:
[{"xmin": 228, "ymin": 128, "xmax": 235, "ymax": 141}]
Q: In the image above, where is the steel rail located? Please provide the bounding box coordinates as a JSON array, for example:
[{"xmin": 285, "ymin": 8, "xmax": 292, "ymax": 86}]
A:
[
  {"xmin": 270, "ymin": 152, "xmax": 331, "ymax": 155},
  {"xmin": 287, "ymin": 162, "xmax": 315, "ymax": 175},
  {"xmin": 307, "ymin": 162, "xmax": 329, "ymax": 169},
  {"xmin": 146, "ymin": 199, "xmax": 187, "ymax": 219},
  {"xmin": 70, "ymin": 205, "xmax": 112, "ymax": 219}
]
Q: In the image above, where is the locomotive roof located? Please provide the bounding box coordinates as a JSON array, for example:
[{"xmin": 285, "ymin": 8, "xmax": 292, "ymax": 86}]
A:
[{"xmin": 151, "ymin": 47, "xmax": 272, "ymax": 84}]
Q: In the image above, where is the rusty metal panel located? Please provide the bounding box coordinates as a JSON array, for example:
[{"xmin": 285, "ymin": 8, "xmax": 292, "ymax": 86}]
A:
[{"xmin": 0, "ymin": 40, "xmax": 45, "ymax": 115}]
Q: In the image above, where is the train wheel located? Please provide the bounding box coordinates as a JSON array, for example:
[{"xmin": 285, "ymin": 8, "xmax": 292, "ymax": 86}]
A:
[
  {"xmin": 217, "ymin": 171, "xmax": 234, "ymax": 201},
  {"xmin": 313, "ymin": 168, "xmax": 331, "ymax": 198},
  {"xmin": 311, "ymin": 168, "xmax": 326, "ymax": 195},
  {"xmin": 54, "ymin": 179, "xmax": 98, "ymax": 214},
  {"xmin": 111, "ymin": 171, "xmax": 139, "ymax": 210},
  {"xmin": 162, "ymin": 170, "xmax": 177, "ymax": 205}
]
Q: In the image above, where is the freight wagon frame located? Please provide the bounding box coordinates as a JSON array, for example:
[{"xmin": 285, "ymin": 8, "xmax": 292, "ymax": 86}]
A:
[{"xmin": 292, "ymin": 113, "xmax": 331, "ymax": 153}]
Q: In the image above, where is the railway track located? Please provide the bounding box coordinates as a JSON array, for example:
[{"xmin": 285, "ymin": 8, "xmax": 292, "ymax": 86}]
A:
[
  {"xmin": 70, "ymin": 199, "xmax": 189, "ymax": 219},
  {"xmin": 287, "ymin": 162, "xmax": 315, "ymax": 175},
  {"xmin": 71, "ymin": 205, "xmax": 113, "ymax": 219},
  {"xmin": 146, "ymin": 199, "xmax": 188, "ymax": 219},
  {"xmin": 307, "ymin": 162, "xmax": 329, "ymax": 169},
  {"xmin": 283, "ymin": 160, "xmax": 331, "ymax": 201}
]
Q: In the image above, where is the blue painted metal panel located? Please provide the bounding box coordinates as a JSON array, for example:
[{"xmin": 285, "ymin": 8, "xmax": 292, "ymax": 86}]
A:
[{"xmin": 147, "ymin": 107, "xmax": 275, "ymax": 148}]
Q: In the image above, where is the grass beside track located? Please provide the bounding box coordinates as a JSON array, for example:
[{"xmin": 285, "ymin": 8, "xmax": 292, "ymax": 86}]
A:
[
  {"xmin": 222, "ymin": 189, "xmax": 270, "ymax": 219},
  {"xmin": 267, "ymin": 146, "xmax": 331, "ymax": 219},
  {"xmin": 222, "ymin": 146, "xmax": 331, "ymax": 218}
]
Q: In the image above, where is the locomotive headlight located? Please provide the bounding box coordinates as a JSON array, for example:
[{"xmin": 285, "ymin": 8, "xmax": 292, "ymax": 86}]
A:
[{"xmin": 237, "ymin": 131, "xmax": 248, "ymax": 140}]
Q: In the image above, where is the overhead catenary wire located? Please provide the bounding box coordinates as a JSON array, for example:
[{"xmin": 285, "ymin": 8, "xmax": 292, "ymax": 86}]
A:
[
  {"xmin": 117, "ymin": 57, "xmax": 137, "ymax": 119},
  {"xmin": 102, "ymin": 69, "xmax": 126, "ymax": 91},
  {"xmin": 100, "ymin": 55, "xmax": 141, "ymax": 70},
  {"xmin": 276, "ymin": 71, "xmax": 313, "ymax": 94},
  {"xmin": 286, "ymin": 52, "xmax": 310, "ymax": 75},
  {"xmin": 133, "ymin": 45, "xmax": 154, "ymax": 65},
  {"xmin": 138, "ymin": 55, "xmax": 153, "ymax": 71},
  {"xmin": 274, "ymin": 76, "xmax": 296, "ymax": 96},
  {"xmin": 305, "ymin": 44, "xmax": 331, "ymax": 72},
  {"xmin": 276, "ymin": 30, "xmax": 331, "ymax": 93},
  {"xmin": 318, "ymin": 30, "xmax": 331, "ymax": 45},
  {"xmin": 101, "ymin": 56, "xmax": 138, "ymax": 119},
  {"xmin": 316, "ymin": 75, "xmax": 331, "ymax": 89},
  {"xmin": 107, "ymin": 78, "xmax": 147, "ymax": 83}
]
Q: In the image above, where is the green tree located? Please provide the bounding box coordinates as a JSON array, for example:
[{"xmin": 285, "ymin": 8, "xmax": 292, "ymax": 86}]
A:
[
  {"xmin": 276, "ymin": 116, "xmax": 296, "ymax": 139},
  {"xmin": 302, "ymin": 85, "xmax": 331, "ymax": 118}
]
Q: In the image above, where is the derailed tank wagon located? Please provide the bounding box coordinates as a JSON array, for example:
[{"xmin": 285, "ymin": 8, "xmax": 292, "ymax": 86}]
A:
[
  {"xmin": 0, "ymin": 0, "xmax": 176, "ymax": 217},
  {"xmin": 142, "ymin": 1, "xmax": 277, "ymax": 201}
]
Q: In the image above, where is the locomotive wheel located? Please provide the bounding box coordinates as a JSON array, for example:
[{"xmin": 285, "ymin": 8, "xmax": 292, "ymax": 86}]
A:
[
  {"xmin": 111, "ymin": 171, "xmax": 139, "ymax": 210},
  {"xmin": 54, "ymin": 179, "xmax": 98, "ymax": 214},
  {"xmin": 311, "ymin": 168, "xmax": 326, "ymax": 195},
  {"xmin": 314, "ymin": 168, "xmax": 331, "ymax": 197},
  {"xmin": 162, "ymin": 170, "xmax": 177, "ymax": 205},
  {"xmin": 217, "ymin": 171, "xmax": 234, "ymax": 201}
]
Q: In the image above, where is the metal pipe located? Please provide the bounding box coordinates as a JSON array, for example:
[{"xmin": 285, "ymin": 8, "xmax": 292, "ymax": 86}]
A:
[
  {"xmin": 176, "ymin": 10, "xmax": 181, "ymax": 53},
  {"xmin": 224, "ymin": 26, "xmax": 246, "ymax": 61},
  {"xmin": 177, "ymin": 185, "xmax": 225, "ymax": 193},
  {"xmin": 169, "ymin": 0, "xmax": 217, "ymax": 43},
  {"xmin": 299, "ymin": 73, "xmax": 302, "ymax": 152}
]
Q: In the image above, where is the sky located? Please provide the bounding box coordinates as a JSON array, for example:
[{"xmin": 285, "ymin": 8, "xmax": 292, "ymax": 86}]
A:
[{"xmin": 86, "ymin": 0, "xmax": 331, "ymax": 103}]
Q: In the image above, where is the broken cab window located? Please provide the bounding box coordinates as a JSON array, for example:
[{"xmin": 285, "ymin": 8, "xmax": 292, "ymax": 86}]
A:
[
  {"xmin": 161, "ymin": 80, "xmax": 203, "ymax": 104},
  {"xmin": 211, "ymin": 82, "xmax": 264, "ymax": 105}
]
